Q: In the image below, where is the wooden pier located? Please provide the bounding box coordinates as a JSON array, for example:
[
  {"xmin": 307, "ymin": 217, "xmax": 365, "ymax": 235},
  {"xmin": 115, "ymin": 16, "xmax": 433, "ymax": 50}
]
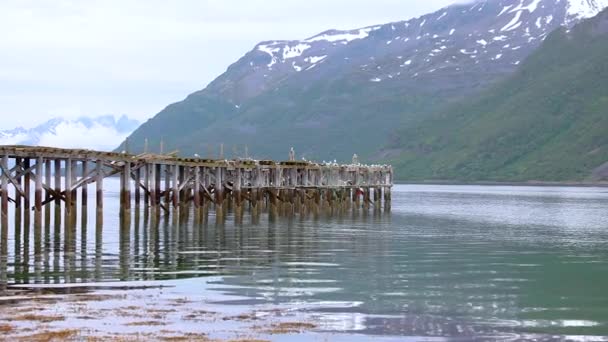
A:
[{"xmin": 0, "ymin": 145, "xmax": 393, "ymax": 228}]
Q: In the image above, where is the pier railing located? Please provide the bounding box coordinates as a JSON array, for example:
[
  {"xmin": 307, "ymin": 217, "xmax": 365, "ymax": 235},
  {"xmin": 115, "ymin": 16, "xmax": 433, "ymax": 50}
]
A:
[{"xmin": 0, "ymin": 145, "xmax": 393, "ymax": 225}]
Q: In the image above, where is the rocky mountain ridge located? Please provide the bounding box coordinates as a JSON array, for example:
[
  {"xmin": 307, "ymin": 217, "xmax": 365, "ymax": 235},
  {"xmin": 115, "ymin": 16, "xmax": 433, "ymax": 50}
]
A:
[{"xmin": 122, "ymin": 0, "xmax": 608, "ymax": 163}]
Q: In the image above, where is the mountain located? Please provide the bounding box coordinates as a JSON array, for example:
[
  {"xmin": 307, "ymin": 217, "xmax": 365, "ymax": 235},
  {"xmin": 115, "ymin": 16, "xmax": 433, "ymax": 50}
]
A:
[
  {"xmin": 0, "ymin": 115, "xmax": 140, "ymax": 151},
  {"xmin": 386, "ymin": 7, "xmax": 608, "ymax": 182},
  {"xmin": 120, "ymin": 0, "xmax": 608, "ymax": 163}
]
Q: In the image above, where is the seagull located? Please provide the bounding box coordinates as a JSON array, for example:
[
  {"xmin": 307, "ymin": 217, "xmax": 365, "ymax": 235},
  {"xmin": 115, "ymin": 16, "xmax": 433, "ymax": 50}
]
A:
[{"xmin": 194, "ymin": 153, "xmax": 200, "ymax": 158}]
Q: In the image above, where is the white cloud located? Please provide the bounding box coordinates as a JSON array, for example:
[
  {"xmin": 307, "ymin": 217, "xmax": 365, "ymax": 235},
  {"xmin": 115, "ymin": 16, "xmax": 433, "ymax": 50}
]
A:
[{"xmin": 37, "ymin": 121, "xmax": 130, "ymax": 151}]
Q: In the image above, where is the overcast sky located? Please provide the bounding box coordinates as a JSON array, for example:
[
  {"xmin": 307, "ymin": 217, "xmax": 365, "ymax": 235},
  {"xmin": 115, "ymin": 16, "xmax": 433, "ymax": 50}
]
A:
[{"xmin": 1, "ymin": 0, "xmax": 464, "ymax": 128}]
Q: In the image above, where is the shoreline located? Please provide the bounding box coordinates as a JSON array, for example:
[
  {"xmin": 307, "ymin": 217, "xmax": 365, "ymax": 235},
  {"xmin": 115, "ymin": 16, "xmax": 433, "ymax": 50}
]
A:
[
  {"xmin": 395, "ymin": 180, "xmax": 608, "ymax": 188},
  {"xmin": 0, "ymin": 278, "xmax": 329, "ymax": 342}
]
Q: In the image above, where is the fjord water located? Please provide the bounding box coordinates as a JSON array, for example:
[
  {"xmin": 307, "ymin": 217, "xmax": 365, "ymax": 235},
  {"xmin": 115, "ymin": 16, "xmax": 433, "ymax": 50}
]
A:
[{"xmin": 2, "ymin": 182, "xmax": 608, "ymax": 339}]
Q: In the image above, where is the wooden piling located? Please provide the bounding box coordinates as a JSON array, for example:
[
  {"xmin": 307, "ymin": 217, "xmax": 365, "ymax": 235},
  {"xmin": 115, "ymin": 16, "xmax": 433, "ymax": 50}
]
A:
[
  {"xmin": 123, "ymin": 160, "xmax": 131, "ymax": 210},
  {"xmin": 24, "ymin": 158, "xmax": 31, "ymax": 226},
  {"xmin": 149, "ymin": 163, "xmax": 157, "ymax": 209},
  {"xmin": 65, "ymin": 158, "xmax": 72, "ymax": 216},
  {"xmin": 134, "ymin": 167, "xmax": 141, "ymax": 207},
  {"xmin": 1, "ymin": 155, "xmax": 8, "ymax": 229},
  {"xmin": 154, "ymin": 164, "xmax": 161, "ymax": 208},
  {"xmin": 70, "ymin": 159, "xmax": 77, "ymax": 221},
  {"xmin": 234, "ymin": 165, "xmax": 242, "ymax": 209},
  {"xmin": 194, "ymin": 166, "xmax": 201, "ymax": 209},
  {"xmin": 96, "ymin": 161, "xmax": 103, "ymax": 215},
  {"xmin": 164, "ymin": 165, "xmax": 171, "ymax": 205},
  {"xmin": 81, "ymin": 160, "xmax": 88, "ymax": 225},
  {"xmin": 215, "ymin": 167, "xmax": 224, "ymax": 208},
  {"xmin": 14, "ymin": 157, "xmax": 22, "ymax": 216},
  {"xmin": 45, "ymin": 159, "xmax": 51, "ymax": 226},
  {"xmin": 143, "ymin": 164, "xmax": 150, "ymax": 207},
  {"xmin": 34, "ymin": 157, "xmax": 43, "ymax": 225},
  {"xmin": 172, "ymin": 165, "xmax": 179, "ymax": 209}
]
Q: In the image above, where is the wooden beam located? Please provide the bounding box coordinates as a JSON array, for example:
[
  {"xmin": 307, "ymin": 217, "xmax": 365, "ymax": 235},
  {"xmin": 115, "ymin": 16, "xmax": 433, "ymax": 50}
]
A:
[
  {"xmin": 1, "ymin": 155, "xmax": 8, "ymax": 226},
  {"xmin": 0, "ymin": 163, "xmax": 26, "ymax": 198}
]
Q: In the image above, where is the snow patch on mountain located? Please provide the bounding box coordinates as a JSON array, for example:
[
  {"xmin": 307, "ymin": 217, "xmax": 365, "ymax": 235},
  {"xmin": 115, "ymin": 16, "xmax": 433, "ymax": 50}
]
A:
[
  {"xmin": 258, "ymin": 42, "xmax": 311, "ymax": 67},
  {"xmin": 306, "ymin": 27, "xmax": 380, "ymax": 43},
  {"xmin": 566, "ymin": 0, "xmax": 608, "ymax": 23},
  {"xmin": 305, "ymin": 55, "xmax": 327, "ymax": 64},
  {"xmin": 502, "ymin": 10, "xmax": 524, "ymax": 31}
]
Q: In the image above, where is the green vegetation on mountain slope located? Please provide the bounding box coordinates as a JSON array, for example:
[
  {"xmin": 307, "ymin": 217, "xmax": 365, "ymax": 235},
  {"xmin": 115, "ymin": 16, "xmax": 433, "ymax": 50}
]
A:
[{"xmin": 388, "ymin": 9, "xmax": 608, "ymax": 182}]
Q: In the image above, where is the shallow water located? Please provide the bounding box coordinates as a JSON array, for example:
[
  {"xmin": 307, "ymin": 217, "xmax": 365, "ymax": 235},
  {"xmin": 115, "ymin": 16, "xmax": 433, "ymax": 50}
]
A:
[{"xmin": 2, "ymin": 182, "xmax": 608, "ymax": 340}]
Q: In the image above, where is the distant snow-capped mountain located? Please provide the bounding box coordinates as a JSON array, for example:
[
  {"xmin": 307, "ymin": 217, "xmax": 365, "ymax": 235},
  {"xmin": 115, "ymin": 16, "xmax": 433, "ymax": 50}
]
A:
[
  {"xmin": 227, "ymin": 0, "xmax": 608, "ymax": 101},
  {"xmin": 0, "ymin": 115, "xmax": 140, "ymax": 151}
]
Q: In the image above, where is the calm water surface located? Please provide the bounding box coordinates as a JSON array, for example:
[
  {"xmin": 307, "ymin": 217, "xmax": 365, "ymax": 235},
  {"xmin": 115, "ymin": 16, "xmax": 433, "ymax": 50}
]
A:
[{"xmin": 2, "ymin": 182, "xmax": 608, "ymax": 340}]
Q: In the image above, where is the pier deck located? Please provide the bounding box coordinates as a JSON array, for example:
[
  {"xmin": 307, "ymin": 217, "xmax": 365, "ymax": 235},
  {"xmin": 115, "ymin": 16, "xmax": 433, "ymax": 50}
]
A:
[{"xmin": 0, "ymin": 145, "xmax": 393, "ymax": 228}]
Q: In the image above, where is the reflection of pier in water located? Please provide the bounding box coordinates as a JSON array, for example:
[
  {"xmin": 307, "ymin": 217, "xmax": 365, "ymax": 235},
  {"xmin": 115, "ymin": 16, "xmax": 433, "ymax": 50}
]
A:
[
  {"xmin": 0, "ymin": 188, "xmax": 391, "ymax": 287},
  {"xmin": 0, "ymin": 145, "xmax": 392, "ymax": 288}
]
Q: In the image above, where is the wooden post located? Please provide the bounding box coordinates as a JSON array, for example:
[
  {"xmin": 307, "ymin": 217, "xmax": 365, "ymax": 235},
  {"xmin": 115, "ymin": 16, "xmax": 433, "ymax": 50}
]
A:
[
  {"xmin": 123, "ymin": 160, "xmax": 131, "ymax": 210},
  {"xmin": 24, "ymin": 158, "xmax": 31, "ymax": 226},
  {"xmin": 234, "ymin": 165, "xmax": 242, "ymax": 209},
  {"xmin": 65, "ymin": 158, "xmax": 72, "ymax": 216},
  {"xmin": 172, "ymin": 164, "xmax": 179, "ymax": 209},
  {"xmin": 96, "ymin": 161, "xmax": 103, "ymax": 214},
  {"xmin": 44, "ymin": 159, "xmax": 51, "ymax": 226},
  {"xmin": 34, "ymin": 157, "xmax": 43, "ymax": 224},
  {"xmin": 384, "ymin": 186, "xmax": 391, "ymax": 212},
  {"xmin": 164, "ymin": 165, "xmax": 171, "ymax": 205},
  {"xmin": 14, "ymin": 157, "xmax": 22, "ymax": 228},
  {"xmin": 81, "ymin": 160, "xmax": 88, "ymax": 216},
  {"xmin": 178, "ymin": 165, "xmax": 185, "ymax": 206},
  {"xmin": 70, "ymin": 159, "xmax": 77, "ymax": 218},
  {"xmin": 149, "ymin": 163, "xmax": 157, "ymax": 209},
  {"xmin": 215, "ymin": 167, "xmax": 224, "ymax": 208},
  {"xmin": 134, "ymin": 167, "xmax": 141, "ymax": 207},
  {"xmin": 1, "ymin": 155, "xmax": 8, "ymax": 229},
  {"xmin": 54, "ymin": 160, "xmax": 61, "ymax": 204},
  {"xmin": 194, "ymin": 166, "xmax": 201, "ymax": 208},
  {"xmin": 374, "ymin": 187, "xmax": 380, "ymax": 209},
  {"xmin": 54, "ymin": 159, "xmax": 62, "ymax": 227},
  {"xmin": 155, "ymin": 164, "xmax": 161, "ymax": 208},
  {"xmin": 143, "ymin": 163, "xmax": 150, "ymax": 207},
  {"xmin": 274, "ymin": 166, "xmax": 281, "ymax": 187}
]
